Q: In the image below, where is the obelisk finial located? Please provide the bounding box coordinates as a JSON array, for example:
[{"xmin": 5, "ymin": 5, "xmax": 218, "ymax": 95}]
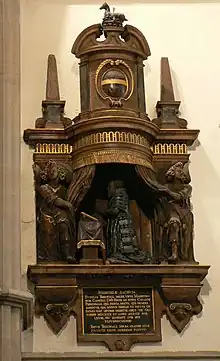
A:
[
  {"xmin": 152, "ymin": 57, "xmax": 187, "ymax": 129},
  {"xmin": 160, "ymin": 57, "xmax": 175, "ymax": 102},
  {"xmin": 35, "ymin": 54, "xmax": 72, "ymax": 129},
  {"xmin": 46, "ymin": 54, "xmax": 60, "ymax": 101}
]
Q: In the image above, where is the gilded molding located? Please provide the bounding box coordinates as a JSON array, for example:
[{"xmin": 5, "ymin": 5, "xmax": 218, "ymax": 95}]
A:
[
  {"xmin": 35, "ymin": 143, "xmax": 73, "ymax": 154},
  {"xmin": 77, "ymin": 240, "xmax": 106, "ymax": 250},
  {"xmin": 75, "ymin": 131, "xmax": 149, "ymax": 149},
  {"xmin": 73, "ymin": 149, "xmax": 153, "ymax": 170},
  {"xmin": 152, "ymin": 143, "xmax": 187, "ymax": 155}
]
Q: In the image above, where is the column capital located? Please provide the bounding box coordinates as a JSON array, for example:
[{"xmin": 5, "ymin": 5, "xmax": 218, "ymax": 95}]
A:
[{"xmin": 0, "ymin": 289, "xmax": 33, "ymax": 330}]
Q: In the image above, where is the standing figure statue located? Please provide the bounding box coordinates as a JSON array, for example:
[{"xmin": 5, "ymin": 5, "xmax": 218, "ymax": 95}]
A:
[
  {"xmin": 33, "ymin": 160, "xmax": 76, "ymax": 263},
  {"xmin": 158, "ymin": 162, "xmax": 195, "ymax": 264},
  {"xmin": 106, "ymin": 180, "xmax": 152, "ymax": 264}
]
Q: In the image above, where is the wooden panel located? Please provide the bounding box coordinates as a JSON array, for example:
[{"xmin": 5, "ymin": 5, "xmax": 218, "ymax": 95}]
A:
[{"xmin": 129, "ymin": 200, "xmax": 152, "ymax": 254}]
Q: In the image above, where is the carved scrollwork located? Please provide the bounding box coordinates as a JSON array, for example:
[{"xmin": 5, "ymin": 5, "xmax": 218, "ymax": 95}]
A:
[
  {"xmin": 166, "ymin": 301, "xmax": 202, "ymax": 333},
  {"xmin": 35, "ymin": 286, "xmax": 79, "ymax": 334},
  {"xmin": 44, "ymin": 303, "xmax": 71, "ymax": 334}
]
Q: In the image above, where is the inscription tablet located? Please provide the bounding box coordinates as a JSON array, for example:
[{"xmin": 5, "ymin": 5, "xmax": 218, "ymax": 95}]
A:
[{"xmin": 82, "ymin": 287, "xmax": 155, "ymax": 335}]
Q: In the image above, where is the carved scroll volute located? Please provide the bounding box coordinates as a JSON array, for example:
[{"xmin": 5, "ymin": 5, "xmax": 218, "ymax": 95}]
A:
[
  {"xmin": 162, "ymin": 284, "xmax": 203, "ymax": 333},
  {"xmin": 43, "ymin": 303, "xmax": 71, "ymax": 334},
  {"xmin": 35, "ymin": 286, "xmax": 79, "ymax": 334},
  {"xmin": 166, "ymin": 301, "xmax": 202, "ymax": 333}
]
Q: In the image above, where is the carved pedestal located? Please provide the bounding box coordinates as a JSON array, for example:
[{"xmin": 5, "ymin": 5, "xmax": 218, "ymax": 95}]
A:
[
  {"xmin": 77, "ymin": 240, "xmax": 106, "ymax": 264},
  {"xmin": 28, "ymin": 264, "xmax": 209, "ymax": 350}
]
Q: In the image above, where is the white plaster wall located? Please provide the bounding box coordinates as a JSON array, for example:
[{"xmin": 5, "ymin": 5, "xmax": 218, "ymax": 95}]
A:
[{"xmin": 21, "ymin": 0, "xmax": 220, "ymax": 353}]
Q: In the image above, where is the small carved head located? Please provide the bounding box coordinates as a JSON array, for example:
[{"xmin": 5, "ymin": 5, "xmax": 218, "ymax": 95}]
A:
[
  {"xmin": 107, "ymin": 180, "xmax": 124, "ymax": 197},
  {"xmin": 166, "ymin": 162, "xmax": 191, "ymax": 184},
  {"xmin": 41, "ymin": 160, "xmax": 70, "ymax": 182},
  {"xmin": 46, "ymin": 160, "xmax": 59, "ymax": 180}
]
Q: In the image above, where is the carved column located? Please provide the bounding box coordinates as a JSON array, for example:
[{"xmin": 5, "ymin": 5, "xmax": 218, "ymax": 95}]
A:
[{"xmin": 0, "ymin": 0, "xmax": 33, "ymax": 360}]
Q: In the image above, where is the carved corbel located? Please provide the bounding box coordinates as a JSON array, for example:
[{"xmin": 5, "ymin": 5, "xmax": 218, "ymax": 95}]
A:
[
  {"xmin": 162, "ymin": 283, "xmax": 203, "ymax": 333},
  {"xmin": 166, "ymin": 301, "xmax": 202, "ymax": 332},
  {"xmin": 35, "ymin": 286, "xmax": 79, "ymax": 334}
]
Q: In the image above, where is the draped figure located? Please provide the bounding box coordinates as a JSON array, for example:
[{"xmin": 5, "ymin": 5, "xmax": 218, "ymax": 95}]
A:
[
  {"xmin": 34, "ymin": 160, "xmax": 76, "ymax": 262},
  {"xmin": 106, "ymin": 180, "xmax": 152, "ymax": 264}
]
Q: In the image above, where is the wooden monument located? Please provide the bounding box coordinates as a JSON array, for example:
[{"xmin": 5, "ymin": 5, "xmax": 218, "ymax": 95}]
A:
[{"xmin": 24, "ymin": 3, "xmax": 209, "ymax": 351}]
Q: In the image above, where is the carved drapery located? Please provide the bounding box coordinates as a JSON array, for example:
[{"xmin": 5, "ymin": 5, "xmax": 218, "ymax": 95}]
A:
[
  {"xmin": 135, "ymin": 164, "xmax": 165, "ymax": 193},
  {"xmin": 67, "ymin": 165, "xmax": 96, "ymax": 210}
]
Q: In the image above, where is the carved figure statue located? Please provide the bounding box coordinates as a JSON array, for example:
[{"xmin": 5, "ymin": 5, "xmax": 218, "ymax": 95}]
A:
[
  {"xmin": 100, "ymin": 3, "xmax": 127, "ymax": 27},
  {"xmin": 158, "ymin": 162, "xmax": 195, "ymax": 264},
  {"xmin": 106, "ymin": 180, "xmax": 152, "ymax": 264},
  {"xmin": 33, "ymin": 160, "xmax": 76, "ymax": 263}
]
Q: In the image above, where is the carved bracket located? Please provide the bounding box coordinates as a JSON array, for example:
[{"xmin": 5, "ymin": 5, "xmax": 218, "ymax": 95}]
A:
[
  {"xmin": 28, "ymin": 264, "xmax": 209, "ymax": 349},
  {"xmin": 161, "ymin": 273, "xmax": 205, "ymax": 333},
  {"xmin": 166, "ymin": 301, "xmax": 202, "ymax": 333},
  {"xmin": 34, "ymin": 286, "xmax": 79, "ymax": 334}
]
